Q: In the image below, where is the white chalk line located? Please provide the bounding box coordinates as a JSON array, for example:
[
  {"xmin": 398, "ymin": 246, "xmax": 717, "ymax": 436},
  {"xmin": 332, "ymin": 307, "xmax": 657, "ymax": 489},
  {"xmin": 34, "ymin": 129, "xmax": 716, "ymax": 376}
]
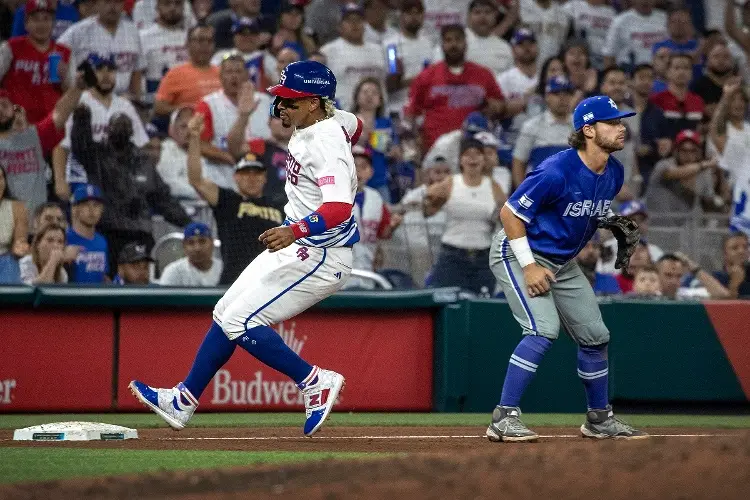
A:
[{"xmin": 155, "ymin": 433, "xmax": 734, "ymax": 441}]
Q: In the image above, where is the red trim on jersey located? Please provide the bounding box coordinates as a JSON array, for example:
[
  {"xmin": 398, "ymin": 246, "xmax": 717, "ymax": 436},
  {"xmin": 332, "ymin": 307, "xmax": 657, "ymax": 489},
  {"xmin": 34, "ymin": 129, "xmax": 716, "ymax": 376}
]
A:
[
  {"xmin": 195, "ymin": 100, "xmax": 214, "ymax": 141},
  {"xmin": 376, "ymin": 204, "xmax": 392, "ymax": 239},
  {"xmin": 36, "ymin": 114, "xmax": 63, "ymax": 156},
  {"xmin": 351, "ymin": 117, "xmax": 363, "ymax": 145}
]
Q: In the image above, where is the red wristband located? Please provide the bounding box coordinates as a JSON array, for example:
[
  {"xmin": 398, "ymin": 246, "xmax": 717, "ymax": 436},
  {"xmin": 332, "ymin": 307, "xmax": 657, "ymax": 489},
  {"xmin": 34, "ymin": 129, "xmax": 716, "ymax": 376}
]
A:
[{"xmin": 290, "ymin": 221, "xmax": 310, "ymax": 239}]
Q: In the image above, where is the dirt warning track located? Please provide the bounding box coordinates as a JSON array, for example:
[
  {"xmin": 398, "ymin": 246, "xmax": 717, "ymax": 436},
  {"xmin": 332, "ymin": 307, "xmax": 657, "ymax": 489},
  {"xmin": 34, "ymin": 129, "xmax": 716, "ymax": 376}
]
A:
[{"xmin": 2, "ymin": 427, "xmax": 749, "ymax": 499}]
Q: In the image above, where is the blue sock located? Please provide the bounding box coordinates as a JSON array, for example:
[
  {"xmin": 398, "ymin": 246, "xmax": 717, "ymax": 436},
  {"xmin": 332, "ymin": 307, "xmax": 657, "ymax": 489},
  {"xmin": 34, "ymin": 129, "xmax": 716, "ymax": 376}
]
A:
[
  {"xmin": 577, "ymin": 344, "xmax": 609, "ymax": 410},
  {"xmin": 236, "ymin": 325, "xmax": 313, "ymax": 384},
  {"xmin": 183, "ymin": 321, "xmax": 237, "ymax": 399},
  {"xmin": 499, "ymin": 336, "xmax": 553, "ymax": 407}
]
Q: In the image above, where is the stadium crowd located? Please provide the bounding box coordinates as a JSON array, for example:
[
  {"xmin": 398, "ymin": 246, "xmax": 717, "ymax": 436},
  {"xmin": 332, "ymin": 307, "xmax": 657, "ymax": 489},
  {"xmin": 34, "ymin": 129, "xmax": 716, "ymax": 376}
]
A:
[{"xmin": 1, "ymin": 0, "xmax": 750, "ymax": 299}]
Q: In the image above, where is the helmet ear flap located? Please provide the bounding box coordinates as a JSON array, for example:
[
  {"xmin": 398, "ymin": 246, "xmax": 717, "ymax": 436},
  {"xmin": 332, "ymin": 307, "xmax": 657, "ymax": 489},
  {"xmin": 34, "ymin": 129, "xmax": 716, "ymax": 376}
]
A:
[{"xmin": 271, "ymin": 96, "xmax": 282, "ymax": 118}]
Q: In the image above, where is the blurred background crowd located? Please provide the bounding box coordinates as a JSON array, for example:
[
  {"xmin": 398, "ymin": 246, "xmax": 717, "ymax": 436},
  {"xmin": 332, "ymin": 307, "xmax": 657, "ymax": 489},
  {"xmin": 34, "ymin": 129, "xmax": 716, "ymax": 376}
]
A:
[{"xmin": 2, "ymin": 0, "xmax": 750, "ymax": 299}]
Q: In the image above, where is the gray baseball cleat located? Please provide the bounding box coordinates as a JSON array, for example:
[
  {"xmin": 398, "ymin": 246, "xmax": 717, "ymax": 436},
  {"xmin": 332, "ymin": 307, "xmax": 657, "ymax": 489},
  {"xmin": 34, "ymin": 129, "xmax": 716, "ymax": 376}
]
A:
[
  {"xmin": 486, "ymin": 406, "xmax": 539, "ymax": 442},
  {"xmin": 581, "ymin": 405, "xmax": 649, "ymax": 440}
]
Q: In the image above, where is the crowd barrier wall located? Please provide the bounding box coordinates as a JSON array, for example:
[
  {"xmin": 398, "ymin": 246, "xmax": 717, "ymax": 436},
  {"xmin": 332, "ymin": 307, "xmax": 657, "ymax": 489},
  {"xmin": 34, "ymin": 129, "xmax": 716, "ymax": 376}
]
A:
[{"xmin": 1, "ymin": 288, "xmax": 748, "ymax": 412}]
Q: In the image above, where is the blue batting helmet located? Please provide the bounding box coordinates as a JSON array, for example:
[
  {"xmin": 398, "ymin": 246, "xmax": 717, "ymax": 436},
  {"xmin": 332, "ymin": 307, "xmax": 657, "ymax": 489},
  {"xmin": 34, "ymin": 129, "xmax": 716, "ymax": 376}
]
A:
[
  {"xmin": 267, "ymin": 60, "xmax": 336, "ymax": 100},
  {"xmin": 573, "ymin": 95, "xmax": 636, "ymax": 131}
]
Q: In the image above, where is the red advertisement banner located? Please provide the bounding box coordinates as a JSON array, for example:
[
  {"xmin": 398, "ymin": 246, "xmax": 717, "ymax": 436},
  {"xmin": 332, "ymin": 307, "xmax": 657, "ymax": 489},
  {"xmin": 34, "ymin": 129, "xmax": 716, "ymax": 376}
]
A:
[
  {"xmin": 117, "ymin": 311, "xmax": 434, "ymax": 411},
  {"xmin": 0, "ymin": 311, "xmax": 114, "ymax": 411}
]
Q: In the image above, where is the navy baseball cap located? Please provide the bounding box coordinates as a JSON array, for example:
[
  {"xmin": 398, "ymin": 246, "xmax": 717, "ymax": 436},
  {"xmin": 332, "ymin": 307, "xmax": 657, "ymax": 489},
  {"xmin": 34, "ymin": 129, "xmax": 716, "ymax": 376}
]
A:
[
  {"xmin": 87, "ymin": 53, "xmax": 116, "ymax": 69},
  {"xmin": 232, "ymin": 17, "xmax": 260, "ymax": 34},
  {"xmin": 545, "ymin": 75, "xmax": 575, "ymax": 94},
  {"xmin": 341, "ymin": 2, "xmax": 364, "ymax": 17},
  {"xmin": 235, "ymin": 152, "xmax": 265, "ymax": 171},
  {"xmin": 620, "ymin": 200, "xmax": 648, "ymax": 218},
  {"xmin": 118, "ymin": 242, "xmax": 153, "ymax": 264},
  {"xmin": 267, "ymin": 60, "xmax": 337, "ymax": 100},
  {"xmin": 573, "ymin": 95, "xmax": 636, "ymax": 131},
  {"xmin": 511, "ymin": 28, "xmax": 536, "ymax": 46},
  {"xmin": 462, "ymin": 111, "xmax": 489, "ymax": 134},
  {"xmin": 71, "ymin": 184, "xmax": 104, "ymax": 205},
  {"xmin": 184, "ymin": 221, "xmax": 212, "ymax": 239}
]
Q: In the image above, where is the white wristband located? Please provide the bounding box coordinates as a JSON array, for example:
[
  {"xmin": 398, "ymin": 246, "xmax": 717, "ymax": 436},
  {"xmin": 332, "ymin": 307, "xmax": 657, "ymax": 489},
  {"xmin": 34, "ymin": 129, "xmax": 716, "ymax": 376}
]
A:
[{"xmin": 509, "ymin": 236, "xmax": 535, "ymax": 268}]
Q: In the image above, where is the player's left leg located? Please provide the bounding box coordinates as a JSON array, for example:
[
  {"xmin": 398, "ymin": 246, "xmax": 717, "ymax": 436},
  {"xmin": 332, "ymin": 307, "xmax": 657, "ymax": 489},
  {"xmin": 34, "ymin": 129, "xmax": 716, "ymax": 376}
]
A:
[
  {"xmin": 217, "ymin": 243, "xmax": 353, "ymax": 436},
  {"xmin": 552, "ymin": 262, "xmax": 648, "ymax": 440},
  {"xmin": 131, "ymin": 244, "xmax": 352, "ymax": 435}
]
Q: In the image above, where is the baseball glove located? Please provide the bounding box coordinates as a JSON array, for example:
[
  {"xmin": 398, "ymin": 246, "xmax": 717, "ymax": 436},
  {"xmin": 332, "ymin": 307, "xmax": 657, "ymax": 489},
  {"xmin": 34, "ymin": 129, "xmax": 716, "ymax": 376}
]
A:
[{"xmin": 597, "ymin": 215, "xmax": 641, "ymax": 269}]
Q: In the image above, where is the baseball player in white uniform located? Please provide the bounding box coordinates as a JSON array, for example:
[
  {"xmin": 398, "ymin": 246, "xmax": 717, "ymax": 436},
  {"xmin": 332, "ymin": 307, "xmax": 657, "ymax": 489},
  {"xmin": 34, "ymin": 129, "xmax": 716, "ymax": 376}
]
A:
[{"xmin": 130, "ymin": 60, "xmax": 363, "ymax": 437}]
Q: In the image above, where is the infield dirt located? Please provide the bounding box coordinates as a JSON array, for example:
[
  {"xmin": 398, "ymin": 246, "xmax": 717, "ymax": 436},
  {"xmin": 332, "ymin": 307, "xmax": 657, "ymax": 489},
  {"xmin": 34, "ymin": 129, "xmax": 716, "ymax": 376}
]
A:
[{"xmin": 2, "ymin": 426, "xmax": 750, "ymax": 499}]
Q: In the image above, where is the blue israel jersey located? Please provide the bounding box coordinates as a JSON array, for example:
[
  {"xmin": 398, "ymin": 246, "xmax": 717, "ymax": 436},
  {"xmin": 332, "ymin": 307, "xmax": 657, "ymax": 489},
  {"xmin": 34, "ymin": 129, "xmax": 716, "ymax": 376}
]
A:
[
  {"xmin": 66, "ymin": 228, "xmax": 109, "ymax": 284},
  {"xmin": 505, "ymin": 148, "xmax": 624, "ymax": 264}
]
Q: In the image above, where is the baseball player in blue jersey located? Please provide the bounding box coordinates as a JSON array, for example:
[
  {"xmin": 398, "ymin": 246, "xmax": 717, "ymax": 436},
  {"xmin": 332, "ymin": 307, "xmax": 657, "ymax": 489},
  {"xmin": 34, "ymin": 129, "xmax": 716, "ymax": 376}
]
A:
[
  {"xmin": 129, "ymin": 61, "xmax": 364, "ymax": 437},
  {"xmin": 486, "ymin": 95, "xmax": 649, "ymax": 442}
]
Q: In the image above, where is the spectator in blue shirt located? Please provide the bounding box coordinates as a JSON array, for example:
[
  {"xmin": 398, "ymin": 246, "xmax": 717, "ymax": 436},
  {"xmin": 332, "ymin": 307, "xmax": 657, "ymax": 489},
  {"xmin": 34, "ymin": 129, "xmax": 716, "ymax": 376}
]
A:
[
  {"xmin": 66, "ymin": 184, "xmax": 109, "ymax": 284},
  {"xmin": 652, "ymin": 7, "xmax": 701, "ymax": 82},
  {"xmin": 12, "ymin": 0, "xmax": 79, "ymax": 40},
  {"xmin": 576, "ymin": 234, "xmax": 621, "ymax": 296}
]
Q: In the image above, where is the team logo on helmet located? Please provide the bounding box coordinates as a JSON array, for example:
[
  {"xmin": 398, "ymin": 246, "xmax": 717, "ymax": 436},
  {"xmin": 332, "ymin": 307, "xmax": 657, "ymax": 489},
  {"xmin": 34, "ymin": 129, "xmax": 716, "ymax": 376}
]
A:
[{"xmin": 279, "ymin": 70, "xmax": 287, "ymax": 85}]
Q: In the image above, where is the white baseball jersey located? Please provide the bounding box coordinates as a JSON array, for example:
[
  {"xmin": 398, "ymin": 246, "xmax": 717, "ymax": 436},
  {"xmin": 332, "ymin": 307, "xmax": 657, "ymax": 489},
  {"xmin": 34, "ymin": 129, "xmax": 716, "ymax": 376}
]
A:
[
  {"xmin": 432, "ymin": 28, "xmax": 514, "ymax": 75},
  {"xmin": 496, "ymin": 66, "xmax": 539, "ymax": 143},
  {"xmin": 283, "ymin": 110, "xmax": 362, "ymax": 248},
  {"xmin": 381, "ymin": 31, "xmax": 432, "ymax": 116},
  {"xmin": 198, "ymin": 89, "xmax": 272, "ymax": 189},
  {"xmin": 520, "ymin": 0, "xmax": 570, "ymax": 66},
  {"xmin": 139, "ymin": 23, "xmax": 189, "ymax": 103},
  {"xmin": 601, "ymin": 8, "xmax": 668, "ymax": 66},
  {"xmin": 212, "ymin": 109, "xmax": 362, "ymax": 339},
  {"xmin": 352, "ymin": 185, "xmax": 386, "ymax": 272},
  {"xmin": 421, "ymin": 0, "xmax": 471, "ymax": 45},
  {"xmin": 61, "ymin": 91, "xmax": 148, "ymax": 184},
  {"xmin": 714, "ymin": 121, "xmax": 750, "ymax": 236},
  {"xmin": 57, "ymin": 15, "xmax": 146, "ymax": 96},
  {"xmin": 562, "ymin": 0, "xmax": 615, "ymax": 69},
  {"xmin": 319, "ymin": 38, "xmax": 386, "ymax": 111},
  {"xmin": 132, "ymin": 0, "xmax": 196, "ymax": 30}
]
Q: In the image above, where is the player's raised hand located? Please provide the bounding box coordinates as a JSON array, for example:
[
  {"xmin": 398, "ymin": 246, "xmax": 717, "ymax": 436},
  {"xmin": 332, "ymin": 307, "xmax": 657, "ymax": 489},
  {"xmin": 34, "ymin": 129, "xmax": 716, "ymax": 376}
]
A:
[
  {"xmin": 522, "ymin": 263, "xmax": 556, "ymax": 297},
  {"xmin": 259, "ymin": 226, "xmax": 296, "ymax": 252}
]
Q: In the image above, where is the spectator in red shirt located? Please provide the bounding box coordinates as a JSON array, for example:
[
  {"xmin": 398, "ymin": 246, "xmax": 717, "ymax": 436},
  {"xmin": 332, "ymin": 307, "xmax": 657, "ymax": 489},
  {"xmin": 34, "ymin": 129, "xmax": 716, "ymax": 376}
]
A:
[
  {"xmin": 0, "ymin": 0, "xmax": 72, "ymax": 125},
  {"xmin": 0, "ymin": 71, "xmax": 85, "ymax": 215},
  {"xmin": 404, "ymin": 24, "xmax": 505, "ymax": 152},
  {"xmin": 649, "ymin": 52, "xmax": 705, "ymax": 139}
]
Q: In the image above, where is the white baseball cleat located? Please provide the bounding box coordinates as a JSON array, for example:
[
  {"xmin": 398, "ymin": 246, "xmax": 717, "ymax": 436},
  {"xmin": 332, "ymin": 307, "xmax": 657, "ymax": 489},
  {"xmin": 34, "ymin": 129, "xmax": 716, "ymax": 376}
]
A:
[
  {"xmin": 298, "ymin": 366, "xmax": 345, "ymax": 437},
  {"xmin": 129, "ymin": 380, "xmax": 198, "ymax": 430}
]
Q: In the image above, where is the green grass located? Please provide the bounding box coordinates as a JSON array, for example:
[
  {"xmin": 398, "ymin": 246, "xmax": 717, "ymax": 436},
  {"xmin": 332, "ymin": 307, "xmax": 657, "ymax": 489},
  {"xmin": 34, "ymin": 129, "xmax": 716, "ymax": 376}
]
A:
[
  {"xmin": 1, "ymin": 413, "xmax": 750, "ymax": 430},
  {"xmin": 0, "ymin": 448, "xmax": 377, "ymax": 484}
]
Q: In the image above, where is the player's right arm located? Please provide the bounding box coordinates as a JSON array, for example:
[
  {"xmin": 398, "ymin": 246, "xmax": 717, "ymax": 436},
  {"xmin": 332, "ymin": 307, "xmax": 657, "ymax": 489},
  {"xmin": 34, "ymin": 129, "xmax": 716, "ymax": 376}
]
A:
[
  {"xmin": 186, "ymin": 113, "xmax": 219, "ymax": 207},
  {"xmin": 501, "ymin": 168, "xmax": 559, "ymax": 297}
]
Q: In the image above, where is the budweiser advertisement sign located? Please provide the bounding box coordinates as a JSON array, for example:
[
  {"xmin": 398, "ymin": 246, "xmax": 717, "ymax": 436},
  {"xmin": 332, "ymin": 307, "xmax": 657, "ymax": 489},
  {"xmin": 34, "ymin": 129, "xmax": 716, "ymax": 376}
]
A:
[
  {"xmin": 0, "ymin": 311, "xmax": 114, "ymax": 411},
  {"xmin": 118, "ymin": 310, "xmax": 434, "ymax": 411}
]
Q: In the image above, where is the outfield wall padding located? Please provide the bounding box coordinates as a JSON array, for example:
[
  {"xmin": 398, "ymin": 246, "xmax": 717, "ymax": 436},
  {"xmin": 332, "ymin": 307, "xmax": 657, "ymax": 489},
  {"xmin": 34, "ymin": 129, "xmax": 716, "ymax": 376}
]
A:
[{"xmin": 1, "ymin": 288, "xmax": 748, "ymax": 412}]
